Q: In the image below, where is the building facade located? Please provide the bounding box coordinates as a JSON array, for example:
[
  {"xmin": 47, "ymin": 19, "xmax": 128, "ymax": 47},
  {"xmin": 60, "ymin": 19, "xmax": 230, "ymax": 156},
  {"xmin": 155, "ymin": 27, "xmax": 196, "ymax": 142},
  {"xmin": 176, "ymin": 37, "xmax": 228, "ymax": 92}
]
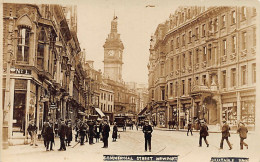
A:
[
  {"xmin": 2, "ymin": 4, "xmax": 87, "ymax": 146},
  {"xmin": 148, "ymin": 6, "xmax": 256, "ymax": 130}
]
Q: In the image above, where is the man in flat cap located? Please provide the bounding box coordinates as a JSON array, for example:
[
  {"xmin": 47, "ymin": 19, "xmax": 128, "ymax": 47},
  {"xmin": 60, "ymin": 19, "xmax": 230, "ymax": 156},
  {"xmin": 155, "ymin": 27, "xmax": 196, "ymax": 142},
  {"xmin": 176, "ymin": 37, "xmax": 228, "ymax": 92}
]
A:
[
  {"xmin": 220, "ymin": 120, "xmax": 232, "ymax": 150},
  {"xmin": 142, "ymin": 120, "xmax": 153, "ymax": 152},
  {"xmin": 237, "ymin": 122, "xmax": 248, "ymax": 150}
]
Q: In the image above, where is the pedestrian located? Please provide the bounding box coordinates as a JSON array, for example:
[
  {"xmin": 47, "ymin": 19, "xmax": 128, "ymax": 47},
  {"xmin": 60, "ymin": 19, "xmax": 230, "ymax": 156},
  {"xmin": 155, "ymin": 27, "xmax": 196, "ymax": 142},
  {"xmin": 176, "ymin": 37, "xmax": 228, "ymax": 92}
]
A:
[
  {"xmin": 237, "ymin": 122, "xmax": 248, "ymax": 150},
  {"xmin": 102, "ymin": 120, "xmax": 110, "ymax": 148},
  {"xmin": 136, "ymin": 121, "xmax": 139, "ymax": 131},
  {"xmin": 94, "ymin": 122, "xmax": 100, "ymax": 143},
  {"xmin": 88, "ymin": 120, "xmax": 95, "ymax": 145},
  {"xmin": 142, "ymin": 120, "xmax": 153, "ymax": 152},
  {"xmin": 66, "ymin": 122, "xmax": 73, "ymax": 146},
  {"xmin": 54, "ymin": 120, "xmax": 59, "ymax": 137},
  {"xmin": 41, "ymin": 121, "xmax": 49, "ymax": 147},
  {"xmin": 112, "ymin": 122, "xmax": 118, "ymax": 142},
  {"xmin": 199, "ymin": 120, "xmax": 209, "ymax": 147},
  {"xmin": 220, "ymin": 120, "xmax": 232, "ymax": 150},
  {"xmin": 58, "ymin": 120, "xmax": 67, "ymax": 151},
  {"xmin": 187, "ymin": 120, "xmax": 193, "ymax": 136},
  {"xmin": 27, "ymin": 120, "xmax": 38, "ymax": 146},
  {"xmin": 74, "ymin": 119, "xmax": 80, "ymax": 142},
  {"xmin": 45, "ymin": 121, "xmax": 54, "ymax": 151},
  {"xmin": 99, "ymin": 122, "xmax": 103, "ymax": 141},
  {"xmin": 79, "ymin": 120, "xmax": 87, "ymax": 145}
]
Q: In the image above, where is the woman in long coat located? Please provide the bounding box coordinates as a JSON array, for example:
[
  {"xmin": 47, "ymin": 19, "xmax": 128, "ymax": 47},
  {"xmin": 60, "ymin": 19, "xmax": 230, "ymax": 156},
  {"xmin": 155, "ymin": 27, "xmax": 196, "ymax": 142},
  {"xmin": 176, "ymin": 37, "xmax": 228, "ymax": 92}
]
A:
[
  {"xmin": 112, "ymin": 122, "xmax": 118, "ymax": 142},
  {"xmin": 66, "ymin": 123, "xmax": 73, "ymax": 146}
]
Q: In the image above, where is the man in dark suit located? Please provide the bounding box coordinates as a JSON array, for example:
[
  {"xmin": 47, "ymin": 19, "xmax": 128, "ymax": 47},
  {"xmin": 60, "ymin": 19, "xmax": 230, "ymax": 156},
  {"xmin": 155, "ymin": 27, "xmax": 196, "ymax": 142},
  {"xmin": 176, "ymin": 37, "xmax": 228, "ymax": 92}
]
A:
[
  {"xmin": 187, "ymin": 120, "xmax": 193, "ymax": 136},
  {"xmin": 237, "ymin": 122, "xmax": 248, "ymax": 150},
  {"xmin": 88, "ymin": 120, "xmax": 95, "ymax": 145},
  {"xmin": 58, "ymin": 120, "xmax": 67, "ymax": 151},
  {"xmin": 199, "ymin": 120, "xmax": 209, "ymax": 147},
  {"xmin": 220, "ymin": 120, "xmax": 232, "ymax": 150},
  {"xmin": 102, "ymin": 120, "xmax": 110, "ymax": 148},
  {"xmin": 142, "ymin": 120, "xmax": 153, "ymax": 152}
]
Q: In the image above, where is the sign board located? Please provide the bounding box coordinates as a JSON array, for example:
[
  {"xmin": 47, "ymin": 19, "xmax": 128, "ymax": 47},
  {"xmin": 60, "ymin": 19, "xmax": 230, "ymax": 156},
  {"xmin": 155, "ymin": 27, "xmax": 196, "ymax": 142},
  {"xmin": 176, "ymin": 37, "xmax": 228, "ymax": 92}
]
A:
[
  {"xmin": 222, "ymin": 103, "xmax": 233, "ymax": 107},
  {"xmin": 50, "ymin": 103, "xmax": 57, "ymax": 109}
]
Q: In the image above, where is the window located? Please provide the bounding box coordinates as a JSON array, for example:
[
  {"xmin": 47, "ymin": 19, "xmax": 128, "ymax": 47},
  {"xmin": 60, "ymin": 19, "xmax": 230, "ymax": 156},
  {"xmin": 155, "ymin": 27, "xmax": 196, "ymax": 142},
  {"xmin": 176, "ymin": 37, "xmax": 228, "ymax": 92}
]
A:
[
  {"xmin": 253, "ymin": 28, "xmax": 256, "ymax": 46},
  {"xmin": 182, "ymin": 80, "xmax": 185, "ymax": 95},
  {"xmin": 231, "ymin": 11, "xmax": 236, "ymax": 24},
  {"xmin": 175, "ymin": 81, "xmax": 178, "ymax": 96},
  {"xmin": 104, "ymin": 93, "xmax": 106, "ymax": 100},
  {"xmin": 223, "ymin": 39, "xmax": 227, "ymax": 56},
  {"xmin": 202, "ymin": 24, "xmax": 206, "ymax": 37},
  {"xmin": 222, "ymin": 15, "xmax": 226, "ymax": 28},
  {"xmin": 231, "ymin": 68, "xmax": 236, "ymax": 87},
  {"xmin": 242, "ymin": 32, "xmax": 247, "ymax": 50},
  {"xmin": 252, "ymin": 7, "xmax": 256, "ymax": 17},
  {"xmin": 196, "ymin": 48, "xmax": 199, "ymax": 63},
  {"xmin": 187, "ymin": 9, "xmax": 191, "ymax": 19},
  {"xmin": 176, "ymin": 37, "xmax": 180, "ymax": 48},
  {"xmin": 195, "ymin": 27, "xmax": 199, "ymax": 40},
  {"xmin": 195, "ymin": 77, "xmax": 199, "ymax": 85},
  {"xmin": 232, "ymin": 36, "xmax": 236, "ymax": 53},
  {"xmin": 161, "ymin": 89, "xmax": 165, "ymax": 101},
  {"xmin": 209, "ymin": 21, "xmax": 213, "ymax": 31},
  {"xmin": 214, "ymin": 18, "xmax": 218, "ymax": 32},
  {"xmin": 208, "ymin": 44, "xmax": 212, "ymax": 61},
  {"xmin": 241, "ymin": 7, "xmax": 246, "ymax": 20},
  {"xmin": 241, "ymin": 65, "xmax": 246, "ymax": 85},
  {"xmin": 17, "ymin": 28, "xmax": 30, "ymax": 63},
  {"xmin": 222, "ymin": 71, "xmax": 226, "ymax": 88},
  {"xmin": 188, "ymin": 78, "xmax": 192, "ymax": 93},
  {"xmin": 170, "ymin": 58, "xmax": 174, "ymax": 71},
  {"xmin": 170, "ymin": 83, "xmax": 173, "ymax": 96},
  {"xmin": 252, "ymin": 63, "xmax": 256, "ymax": 83},
  {"xmin": 101, "ymin": 104, "xmax": 103, "ymax": 111},
  {"xmin": 203, "ymin": 46, "xmax": 207, "ymax": 61},
  {"xmin": 182, "ymin": 34, "xmax": 185, "ymax": 46},
  {"xmin": 170, "ymin": 40, "xmax": 174, "ymax": 51},
  {"xmin": 152, "ymin": 90, "xmax": 154, "ymax": 99},
  {"xmin": 202, "ymin": 75, "xmax": 207, "ymax": 86},
  {"xmin": 176, "ymin": 56, "xmax": 179, "ymax": 70},
  {"xmin": 189, "ymin": 51, "xmax": 192, "ymax": 66},
  {"xmin": 188, "ymin": 31, "xmax": 192, "ymax": 43},
  {"xmin": 37, "ymin": 28, "xmax": 46, "ymax": 69},
  {"xmin": 182, "ymin": 53, "xmax": 185, "ymax": 68}
]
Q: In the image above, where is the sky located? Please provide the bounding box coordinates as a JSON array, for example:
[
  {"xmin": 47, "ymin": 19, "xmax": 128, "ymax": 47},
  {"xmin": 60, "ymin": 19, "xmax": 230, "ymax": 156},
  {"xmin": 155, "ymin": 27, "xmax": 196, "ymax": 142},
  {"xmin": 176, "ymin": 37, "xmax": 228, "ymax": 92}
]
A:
[{"xmin": 77, "ymin": 0, "xmax": 179, "ymax": 83}]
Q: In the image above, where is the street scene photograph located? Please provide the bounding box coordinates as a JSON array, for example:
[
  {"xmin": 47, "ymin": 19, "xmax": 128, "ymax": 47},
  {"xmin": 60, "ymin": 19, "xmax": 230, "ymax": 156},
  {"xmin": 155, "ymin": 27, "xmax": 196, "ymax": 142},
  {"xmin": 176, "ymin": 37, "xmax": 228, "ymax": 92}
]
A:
[{"xmin": 0, "ymin": 0, "xmax": 259, "ymax": 162}]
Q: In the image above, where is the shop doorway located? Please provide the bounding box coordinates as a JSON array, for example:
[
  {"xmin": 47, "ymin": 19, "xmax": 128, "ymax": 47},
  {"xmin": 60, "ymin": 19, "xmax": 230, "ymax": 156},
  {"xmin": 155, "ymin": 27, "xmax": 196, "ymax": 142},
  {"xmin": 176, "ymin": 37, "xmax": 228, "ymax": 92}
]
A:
[
  {"xmin": 13, "ymin": 91, "xmax": 26, "ymax": 135},
  {"xmin": 203, "ymin": 96, "xmax": 217, "ymax": 125}
]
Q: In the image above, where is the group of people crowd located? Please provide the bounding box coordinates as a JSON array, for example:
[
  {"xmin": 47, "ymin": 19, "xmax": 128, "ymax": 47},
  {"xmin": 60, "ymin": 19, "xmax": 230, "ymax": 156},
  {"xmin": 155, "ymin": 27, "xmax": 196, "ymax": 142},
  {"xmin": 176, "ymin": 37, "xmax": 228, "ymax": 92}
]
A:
[
  {"xmin": 26, "ymin": 117, "xmax": 249, "ymax": 153},
  {"xmin": 26, "ymin": 119, "xmax": 119, "ymax": 151}
]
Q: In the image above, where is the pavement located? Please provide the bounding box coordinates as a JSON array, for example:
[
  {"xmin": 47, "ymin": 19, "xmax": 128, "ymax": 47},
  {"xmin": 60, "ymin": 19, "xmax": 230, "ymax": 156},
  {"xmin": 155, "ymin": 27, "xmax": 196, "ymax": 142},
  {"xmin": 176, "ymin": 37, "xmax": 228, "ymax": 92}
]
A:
[{"xmin": 1, "ymin": 127, "xmax": 260, "ymax": 162}]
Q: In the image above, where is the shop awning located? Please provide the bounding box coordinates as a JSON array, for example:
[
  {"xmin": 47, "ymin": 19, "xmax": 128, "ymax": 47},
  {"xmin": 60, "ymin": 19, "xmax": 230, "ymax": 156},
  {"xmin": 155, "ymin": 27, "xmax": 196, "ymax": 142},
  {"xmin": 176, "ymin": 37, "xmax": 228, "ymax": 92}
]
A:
[
  {"xmin": 95, "ymin": 108, "xmax": 105, "ymax": 117},
  {"xmin": 138, "ymin": 107, "xmax": 147, "ymax": 116}
]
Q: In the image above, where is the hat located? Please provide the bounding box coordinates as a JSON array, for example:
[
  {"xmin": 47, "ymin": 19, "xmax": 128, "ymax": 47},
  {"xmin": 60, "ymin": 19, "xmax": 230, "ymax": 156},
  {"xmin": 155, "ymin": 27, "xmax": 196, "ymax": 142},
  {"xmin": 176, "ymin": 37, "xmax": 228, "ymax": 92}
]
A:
[{"xmin": 222, "ymin": 120, "xmax": 226, "ymax": 123}]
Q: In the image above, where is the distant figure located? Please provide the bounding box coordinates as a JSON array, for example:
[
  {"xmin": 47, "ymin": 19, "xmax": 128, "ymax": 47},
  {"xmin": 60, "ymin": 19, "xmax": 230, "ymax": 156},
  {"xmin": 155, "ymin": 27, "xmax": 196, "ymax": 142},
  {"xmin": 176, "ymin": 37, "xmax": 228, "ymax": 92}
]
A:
[
  {"xmin": 58, "ymin": 120, "xmax": 67, "ymax": 151},
  {"xmin": 102, "ymin": 121, "xmax": 110, "ymax": 148},
  {"xmin": 94, "ymin": 122, "xmax": 100, "ymax": 143},
  {"xmin": 88, "ymin": 120, "xmax": 95, "ymax": 145},
  {"xmin": 112, "ymin": 122, "xmax": 118, "ymax": 142},
  {"xmin": 220, "ymin": 120, "xmax": 232, "ymax": 150},
  {"xmin": 27, "ymin": 120, "xmax": 38, "ymax": 146},
  {"xmin": 187, "ymin": 120, "xmax": 193, "ymax": 136},
  {"xmin": 54, "ymin": 121, "xmax": 59, "ymax": 137},
  {"xmin": 237, "ymin": 122, "xmax": 248, "ymax": 150},
  {"xmin": 199, "ymin": 120, "xmax": 209, "ymax": 147},
  {"xmin": 142, "ymin": 120, "xmax": 153, "ymax": 152},
  {"xmin": 66, "ymin": 122, "xmax": 73, "ymax": 146},
  {"xmin": 79, "ymin": 121, "xmax": 87, "ymax": 145},
  {"xmin": 45, "ymin": 121, "xmax": 54, "ymax": 151}
]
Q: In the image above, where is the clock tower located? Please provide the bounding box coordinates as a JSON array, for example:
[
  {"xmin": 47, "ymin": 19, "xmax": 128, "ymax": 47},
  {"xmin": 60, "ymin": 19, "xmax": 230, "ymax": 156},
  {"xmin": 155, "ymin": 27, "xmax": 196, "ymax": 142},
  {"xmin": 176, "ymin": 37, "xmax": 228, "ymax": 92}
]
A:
[{"xmin": 103, "ymin": 15, "xmax": 124, "ymax": 81}]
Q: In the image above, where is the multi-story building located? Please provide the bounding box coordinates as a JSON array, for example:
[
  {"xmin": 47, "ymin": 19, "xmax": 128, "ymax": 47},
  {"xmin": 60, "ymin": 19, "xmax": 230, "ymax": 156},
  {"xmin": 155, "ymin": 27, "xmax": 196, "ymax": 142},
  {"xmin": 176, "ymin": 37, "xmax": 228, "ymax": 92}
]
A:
[
  {"xmin": 100, "ymin": 80, "xmax": 114, "ymax": 123},
  {"xmin": 148, "ymin": 6, "xmax": 256, "ymax": 130},
  {"xmin": 2, "ymin": 3, "xmax": 85, "ymax": 147}
]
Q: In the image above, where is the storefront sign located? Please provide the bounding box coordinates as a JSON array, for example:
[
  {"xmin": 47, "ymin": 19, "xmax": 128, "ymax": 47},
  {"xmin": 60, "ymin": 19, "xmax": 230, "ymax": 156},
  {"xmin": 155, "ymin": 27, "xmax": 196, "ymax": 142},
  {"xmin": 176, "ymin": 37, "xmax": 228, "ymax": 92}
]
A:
[
  {"xmin": 10, "ymin": 68, "xmax": 31, "ymax": 75},
  {"xmin": 222, "ymin": 103, "xmax": 233, "ymax": 107}
]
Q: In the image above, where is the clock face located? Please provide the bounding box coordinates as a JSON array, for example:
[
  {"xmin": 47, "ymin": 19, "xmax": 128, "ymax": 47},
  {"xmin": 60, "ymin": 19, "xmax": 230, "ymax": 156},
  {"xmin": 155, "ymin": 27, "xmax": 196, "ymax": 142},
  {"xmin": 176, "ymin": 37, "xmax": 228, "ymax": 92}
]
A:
[{"xmin": 108, "ymin": 50, "xmax": 114, "ymax": 56}]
